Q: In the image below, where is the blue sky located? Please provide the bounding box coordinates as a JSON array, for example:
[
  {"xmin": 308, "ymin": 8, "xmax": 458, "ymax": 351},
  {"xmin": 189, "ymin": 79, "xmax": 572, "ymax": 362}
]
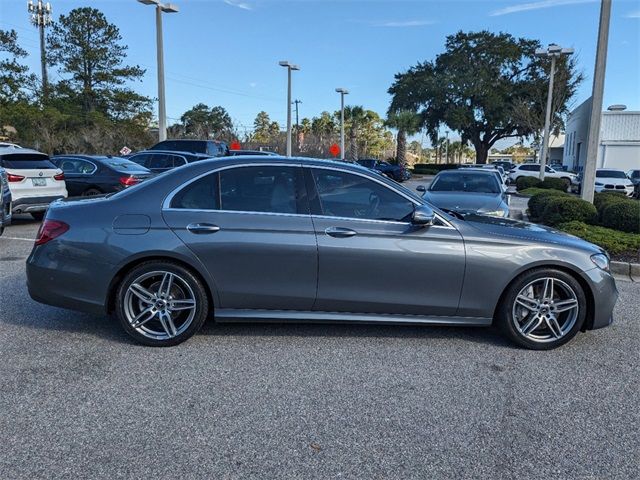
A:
[{"xmin": 1, "ymin": 0, "xmax": 639, "ymax": 144}]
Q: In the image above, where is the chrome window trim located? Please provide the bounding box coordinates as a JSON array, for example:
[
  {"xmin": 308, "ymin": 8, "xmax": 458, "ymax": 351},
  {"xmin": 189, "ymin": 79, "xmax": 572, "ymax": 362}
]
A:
[{"xmin": 161, "ymin": 161, "xmax": 454, "ymax": 229}]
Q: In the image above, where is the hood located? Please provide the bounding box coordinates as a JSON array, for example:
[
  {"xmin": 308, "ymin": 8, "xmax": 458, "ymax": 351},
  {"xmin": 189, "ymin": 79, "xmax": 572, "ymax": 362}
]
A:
[
  {"xmin": 424, "ymin": 191, "xmax": 503, "ymax": 212},
  {"xmin": 462, "ymin": 214, "xmax": 603, "ymax": 254}
]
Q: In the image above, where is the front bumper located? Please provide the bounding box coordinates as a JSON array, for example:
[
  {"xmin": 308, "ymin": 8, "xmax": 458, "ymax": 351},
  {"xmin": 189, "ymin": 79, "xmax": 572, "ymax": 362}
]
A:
[
  {"xmin": 582, "ymin": 267, "xmax": 619, "ymax": 330},
  {"xmin": 12, "ymin": 195, "xmax": 65, "ymax": 214}
]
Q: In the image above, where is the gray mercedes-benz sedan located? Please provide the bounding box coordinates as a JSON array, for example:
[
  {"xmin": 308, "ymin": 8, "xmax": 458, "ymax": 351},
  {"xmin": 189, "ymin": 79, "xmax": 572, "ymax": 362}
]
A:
[{"xmin": 26, "ymin": 156, "xmax": 618, "ymax": 349}]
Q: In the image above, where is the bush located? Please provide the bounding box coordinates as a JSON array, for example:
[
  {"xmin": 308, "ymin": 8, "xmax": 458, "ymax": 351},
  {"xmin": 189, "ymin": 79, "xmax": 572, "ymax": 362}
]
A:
[
  {"xmin": 516, "ymin": 176, "xmax": 541, "ymax": 191},
  {"xmin": 527, "ymin": 190, "xmax": 569, "ymax": 220},
  {"xmin": 600, "ymin": 201, "xmax": 640, "ymax": 233},
  {"xmin": 412, "ymin": 168, "xmax": 439, "ymax": 175},
  {"xmin": 540, "ymin": 196, "xmax": 597, "ymax": 226},
  {"xmin": 539, "ymin": 177, "xmax": 569, "ymax": 192},
  {"xmin": 518, "ymin": 187, "xmax": 555, "ymax": 197},
  {"xmin": 593, "ymin": 191, "xmax": 628, "ymax": 211},
  {"xmin": 558, "ymin": 221, "xmax": 640, "ymax": 256}
]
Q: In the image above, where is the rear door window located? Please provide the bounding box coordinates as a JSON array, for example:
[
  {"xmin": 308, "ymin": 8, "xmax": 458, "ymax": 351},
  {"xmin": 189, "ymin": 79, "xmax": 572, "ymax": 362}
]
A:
[
  {"xmin": 220, "ymin": 166, "xmax": 301, "ymax": 214},
  {"xmin": 171, "ymin": 173, "xmax": 219, "ymax": 210},
  {"xmin": 0, "ymin": 153, "xmax": 56, "ymax": 169},
  {"xmin": 55, "ymin": 158, "xmax": 96, "ymax": 174}
]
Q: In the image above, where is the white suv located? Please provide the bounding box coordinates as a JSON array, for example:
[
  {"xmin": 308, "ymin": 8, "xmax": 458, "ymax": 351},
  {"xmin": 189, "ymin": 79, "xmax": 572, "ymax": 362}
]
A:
[
  {"xmin": 508, "ymin": 163, "xmax": 578, "ymax": 188},
  {"xmin": 0, "ymin": 147, "xmax": 67, "ymax": 220},
  {"xmin": 594, "ymin": 169, "xmax": 635, "ymax": 197}
]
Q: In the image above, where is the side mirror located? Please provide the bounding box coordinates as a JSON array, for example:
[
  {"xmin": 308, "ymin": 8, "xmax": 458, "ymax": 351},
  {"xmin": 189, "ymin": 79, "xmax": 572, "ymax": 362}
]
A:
[
  {"xmin": 412, "ymin": 205, "xmax": 435, "ymax": 226},
  {"xmin": 416, "ymin": 185, "xmax": 426, "ymax": 193}
]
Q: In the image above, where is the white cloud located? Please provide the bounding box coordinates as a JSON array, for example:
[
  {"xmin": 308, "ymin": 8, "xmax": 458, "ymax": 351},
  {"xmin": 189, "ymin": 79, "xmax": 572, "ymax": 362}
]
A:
[
  {"xmin": 224, "ymin": 0, "xmax": 253, "ymax": 11},
  {"xmin": 249, "ymin": 82, "xmax": 258, "ymax": 88},
  {"xmin": 626, "ymin": 10, "xmax": 640, "ymax": 18},
  {"xmin": 489, "ymin": 0, "xmax": 596, "ymax": 17},
  {"xmin": 371, "ymin": 20, "xmax": 435, "ymax": 28}
]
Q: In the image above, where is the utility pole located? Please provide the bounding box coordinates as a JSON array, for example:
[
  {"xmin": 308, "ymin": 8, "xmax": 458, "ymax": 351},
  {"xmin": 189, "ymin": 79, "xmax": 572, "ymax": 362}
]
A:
[
  {"xmin": 279, "ymin": 61, "xmax": 300, "ymax": 157},
  {"xmin": 535, "ymin": 44, "xmax": 574, "ymax": 180},
  {"xmin": 27, "ymin": 0, "xmax": 52, "ymax": 100},
  {"xmin": 335, "ymin": 88, "xmax": 349, "ymax": 160},
  {"xmin": 582, "ymin": 0, "xmax": 611, "ymax": 203},
  {"xmin": 138, "ymin": 0, "xmax": 179, "ymax": 142},
  {"xmin": 292, "ymin": 99, "xmax": 301, "ymax": 154}
]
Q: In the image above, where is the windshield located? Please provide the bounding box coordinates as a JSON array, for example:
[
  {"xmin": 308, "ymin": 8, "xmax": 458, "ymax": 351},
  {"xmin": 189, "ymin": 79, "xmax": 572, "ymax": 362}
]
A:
[
  {"xmin": 596, "ymin": 170, "xmax": 627, "ymax": 179},
  {"xmin": 429, "ymin": 172, "xmax": 501, "ymax": 194}
]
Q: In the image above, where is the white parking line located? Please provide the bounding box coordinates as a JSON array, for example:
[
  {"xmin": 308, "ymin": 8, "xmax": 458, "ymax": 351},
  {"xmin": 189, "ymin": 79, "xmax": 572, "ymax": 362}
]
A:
[{"xmin": 0, "ymin": 236, "xmax": 34, "ymax": 242}]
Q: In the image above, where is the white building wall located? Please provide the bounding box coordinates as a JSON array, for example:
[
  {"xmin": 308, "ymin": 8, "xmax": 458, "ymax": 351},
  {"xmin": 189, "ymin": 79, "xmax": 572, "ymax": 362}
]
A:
[{"xmin": 563, "ymin": 98, "xmax": 640, "ymax": 172}]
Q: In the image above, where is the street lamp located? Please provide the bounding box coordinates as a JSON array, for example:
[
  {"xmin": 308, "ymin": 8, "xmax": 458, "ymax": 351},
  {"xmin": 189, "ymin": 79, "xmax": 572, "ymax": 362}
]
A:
[
  {"xmin": 138, "ymin": 0, "xmax": 179, "ymax": 142},
  {"xmin": 27, "ymin": 0, "xmax": 53, "ymax": 98},
  {"xmin": 335, "ymin": 88, "xmax": 349, "ymax": 160},
  {"xmin": 535, "ymin": 43, "xmax": 574, "ymax": 180},
  {"xmin": 279, "ymin": 61, "xmax": 300, "ymax": 157}
]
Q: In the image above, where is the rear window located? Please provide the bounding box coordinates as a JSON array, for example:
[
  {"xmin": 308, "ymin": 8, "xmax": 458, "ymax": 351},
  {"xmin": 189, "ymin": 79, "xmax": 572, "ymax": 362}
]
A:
[
  {"xmin": 0, "ymin": 153, "xmax": 56, "ymax": 170},
  {"xmin": 105, "ymin": 160, "xmax": 150, "ymax": 173}
]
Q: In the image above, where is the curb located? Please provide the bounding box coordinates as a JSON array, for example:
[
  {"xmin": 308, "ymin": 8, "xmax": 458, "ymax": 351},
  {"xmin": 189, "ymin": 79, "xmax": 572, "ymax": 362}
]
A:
[{"xmin": 610, "ymin": 261, "xmax": 640, "ymax": 283}]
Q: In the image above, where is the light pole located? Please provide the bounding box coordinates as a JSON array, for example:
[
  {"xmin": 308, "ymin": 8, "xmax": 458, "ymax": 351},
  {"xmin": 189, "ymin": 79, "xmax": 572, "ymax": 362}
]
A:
[
  {"xmin": 582, "ymin": 0, "xmax": 611, "ymax": 203},
  {"xmin": 279, "ymin": 61, "xmax": 300, "ymax": 156},
  {"xmin": 138, "ymin": 0, "xmax": 179, "ymax": 142},
  {"xmin": 27, "ymin": 0, "xmax": 52, "ymax": 99},
  {"xmin": 535, "ymin": 43, "xmax": 574, "ymax": 180},
  {"xmin": 335, "ymin": 88, "xmax": 349, "ymax": 160}
]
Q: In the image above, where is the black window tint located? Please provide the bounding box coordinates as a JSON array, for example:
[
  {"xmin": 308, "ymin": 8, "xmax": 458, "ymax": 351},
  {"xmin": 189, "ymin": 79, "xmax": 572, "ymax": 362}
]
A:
[
  {"xmin": 220, "ymin": 166, "xmax": 298, "ymax": 214},
  {"xmin": 171, "ymin": 173, "xmax": 219, "ymax": 210},
  {"xmin": 129, "ymin": 154, "xmax": 152, "ymax": 168},
  {"xmin": 148, "ymin": 154, "xmax": 173, "ymax": 170},
  {"xmin": 311, "ymin": 169, "xmax": 414, "ymax": 222},
  {"xmin": 0, "ymin": 153, "xmax": 56, "ymax": 169},
  {"xmin": 521, "ymin": 165, "xmax": 537, "ymax": 171}
]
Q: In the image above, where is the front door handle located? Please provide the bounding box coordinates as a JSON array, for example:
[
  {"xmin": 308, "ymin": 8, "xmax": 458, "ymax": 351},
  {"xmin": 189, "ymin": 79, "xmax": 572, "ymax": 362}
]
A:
[
  {"xmin": 325, "ymin": 226, "xmax": 357, "ymax": 238},
  {"xmin": 186, "ymin": 223, "xmax": 220, "ymax": 234}
]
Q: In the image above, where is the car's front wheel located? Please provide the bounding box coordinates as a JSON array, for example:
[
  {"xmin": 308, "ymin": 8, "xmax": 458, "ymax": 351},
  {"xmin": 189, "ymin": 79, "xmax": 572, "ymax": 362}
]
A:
[
  {"xmin": 115, "ymin": 261, "xmax": 209, "ymax": 346},
  {"xmin": 496, "ymin": 268, "xmax": 587, "ymax": 350}
]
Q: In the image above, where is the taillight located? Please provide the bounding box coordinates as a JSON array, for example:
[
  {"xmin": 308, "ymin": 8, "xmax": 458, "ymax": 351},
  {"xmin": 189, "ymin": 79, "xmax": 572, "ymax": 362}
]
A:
[
  {"xmin": 7, "ymin": 173, "xmax": 25, "ymax": 182},
  {"xmin": 119, "ymin": 176, "xmax": 140, "ymax": 187},
  {"xmin": 54, "ymin": 172, "xmax": 65, "ymax": 181},
  {"xmin": 35, "ymin": 219, "xmax": 69, "ymax": 246}
]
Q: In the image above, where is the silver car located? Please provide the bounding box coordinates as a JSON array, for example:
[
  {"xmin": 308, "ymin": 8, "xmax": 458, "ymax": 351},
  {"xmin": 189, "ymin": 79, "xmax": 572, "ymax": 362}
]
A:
[{"xmin": 26, "ymin": 157, "xmax": 618, "ymax": 349}]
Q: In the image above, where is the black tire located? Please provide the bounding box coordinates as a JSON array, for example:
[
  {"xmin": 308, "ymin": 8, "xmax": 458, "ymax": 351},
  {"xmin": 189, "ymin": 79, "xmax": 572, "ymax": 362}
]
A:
[
  {"xmin": 115, "ymin": 261, "xmax": 210, "ymax": 347},
  {"xmin": 496, "ymin": 268, "xmax": 587, "ymax": 350},
  {"xmin": 82, "ymin": 188, "xmax": 103, "ymax": 196},
  {"xmin": 30, "ymin": 211, "xmax": 45, "ymax": 221}
]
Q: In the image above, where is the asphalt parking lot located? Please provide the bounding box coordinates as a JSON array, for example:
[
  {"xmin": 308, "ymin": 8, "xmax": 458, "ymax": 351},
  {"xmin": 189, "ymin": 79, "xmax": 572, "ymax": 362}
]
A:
[{"xmin": 1, "ymin": 215, "xmax": 638, "ymax": 479}]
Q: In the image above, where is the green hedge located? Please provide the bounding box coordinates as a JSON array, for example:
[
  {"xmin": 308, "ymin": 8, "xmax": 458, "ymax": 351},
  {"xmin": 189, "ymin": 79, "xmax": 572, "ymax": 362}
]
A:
[
  {"xmin": 540, "ymin": 196, "xmax": 597, "ymax": 225},
  {"xmin": 539, "ymin": 177, "xmax": 569, "ymax": 192},
  {"xmin": 527, "ymin": 190, "xmax": 569, "ymax": 221},
  {"xmin": 558, "ymin": 221, "xmax": 640, "ymax": 256},
  {"xmin": 601, "ymin": 201, "xmax": 640, "ymax": 233},
  {"xmin": 516, "ymin": 177, "xmax": 541, "ymax": 191}
]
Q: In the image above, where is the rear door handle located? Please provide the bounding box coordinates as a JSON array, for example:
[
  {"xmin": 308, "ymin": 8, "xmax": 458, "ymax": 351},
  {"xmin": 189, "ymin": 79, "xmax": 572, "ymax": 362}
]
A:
[
  {"xmin": 325, "ymin": 226, "xmax": 357, "ymax": 238},
  {"xmin": 186, "ymin": 223, "xmax": 220, "ymax": 234}
]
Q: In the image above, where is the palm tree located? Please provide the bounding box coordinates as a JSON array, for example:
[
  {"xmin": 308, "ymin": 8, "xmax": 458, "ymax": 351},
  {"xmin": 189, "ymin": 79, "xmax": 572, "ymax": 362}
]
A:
[
  {"xmin": 343, "ymin": 106, "xmax": 367, "ymax": 160},
  {"xmin": 386, "ymin": 110, "xmax": 422, "ymax": 168}
]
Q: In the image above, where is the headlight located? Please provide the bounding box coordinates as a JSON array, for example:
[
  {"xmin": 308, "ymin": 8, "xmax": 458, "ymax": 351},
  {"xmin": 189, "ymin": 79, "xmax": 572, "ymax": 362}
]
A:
[
  {"xmin": 590, "ymin": 253, "xmax": 610, "ymax": 271},
  {"xmin": 480, "ymin": 209, "xmax": 507, "ymax": 217},
  {"xmin": 595, "ymin": 182, "xmax": 604, "ymax": 186}
]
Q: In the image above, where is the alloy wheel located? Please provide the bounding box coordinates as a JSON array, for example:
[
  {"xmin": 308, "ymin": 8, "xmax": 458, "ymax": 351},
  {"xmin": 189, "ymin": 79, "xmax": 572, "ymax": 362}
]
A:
[
  {"xmin": 123, "ymin": 270, "xmax": 197, "ymax": 341},
  {"xmin": 511, "ymin": 277, "xmax": 579, "ymax": 343}
]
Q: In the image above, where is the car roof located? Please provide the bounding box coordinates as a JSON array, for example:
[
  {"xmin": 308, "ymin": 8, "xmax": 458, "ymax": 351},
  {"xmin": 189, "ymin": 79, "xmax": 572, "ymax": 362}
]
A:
[
  {"xmin": 446, "ymin": 168, "xmax": 498, "ymax": 175},
  {"xmin": 0, "ymin": 146, "xmax": 47, "ymax": 156},
  {"xmin": 132, "ymin": 149, "xmax": 212, "ymax": 159}
]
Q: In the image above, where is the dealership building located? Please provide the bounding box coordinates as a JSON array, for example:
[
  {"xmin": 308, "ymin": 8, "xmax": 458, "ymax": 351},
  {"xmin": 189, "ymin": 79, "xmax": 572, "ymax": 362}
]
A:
[{"xmin": 562, "ymin": 98, "xmax": 640, "ymax": 172}]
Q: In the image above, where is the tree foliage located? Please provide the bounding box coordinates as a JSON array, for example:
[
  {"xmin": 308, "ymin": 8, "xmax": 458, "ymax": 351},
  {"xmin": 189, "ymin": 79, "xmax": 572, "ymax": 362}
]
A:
[
  {"xmin": 47, "ymin": 7, "xmax": 148, "ymax": 117},
  {"xmin": 386, "ymin": 110, "xmax": 422, "ymax": 166},
  {"xmin": 179, "ymin": 103, "xmax": 233, "ymax": 139},
  {"xmin": 0, "ymin": 29, "xmax": 37, "ymax": 104},
  {"xmin": 389, "ymin": 31, "xmax": 583, "ymax": 163}
]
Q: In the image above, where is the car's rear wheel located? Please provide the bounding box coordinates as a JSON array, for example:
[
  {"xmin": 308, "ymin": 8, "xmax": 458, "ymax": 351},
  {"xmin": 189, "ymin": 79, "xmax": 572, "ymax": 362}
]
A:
[
  {"xmin": 30, "ymin": 212, "xmax": 45, "ymax": 221},
  {"xmin": 115, "ymin": 261, "xmax": 209, "ymax": 346},
  {"xmin": 496, "ymin": 269, "xmax": 586, "ymax": 350},
  {"xmin": 82, "ymin": 188, "xmax": 103, "ymax": 196}
]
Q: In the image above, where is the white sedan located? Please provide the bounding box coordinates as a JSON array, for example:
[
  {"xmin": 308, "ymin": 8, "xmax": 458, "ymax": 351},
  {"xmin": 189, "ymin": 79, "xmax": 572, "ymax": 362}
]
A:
[{"xmin": 594, "ymin": 169, "xmax": 635, "ymax": 197}]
